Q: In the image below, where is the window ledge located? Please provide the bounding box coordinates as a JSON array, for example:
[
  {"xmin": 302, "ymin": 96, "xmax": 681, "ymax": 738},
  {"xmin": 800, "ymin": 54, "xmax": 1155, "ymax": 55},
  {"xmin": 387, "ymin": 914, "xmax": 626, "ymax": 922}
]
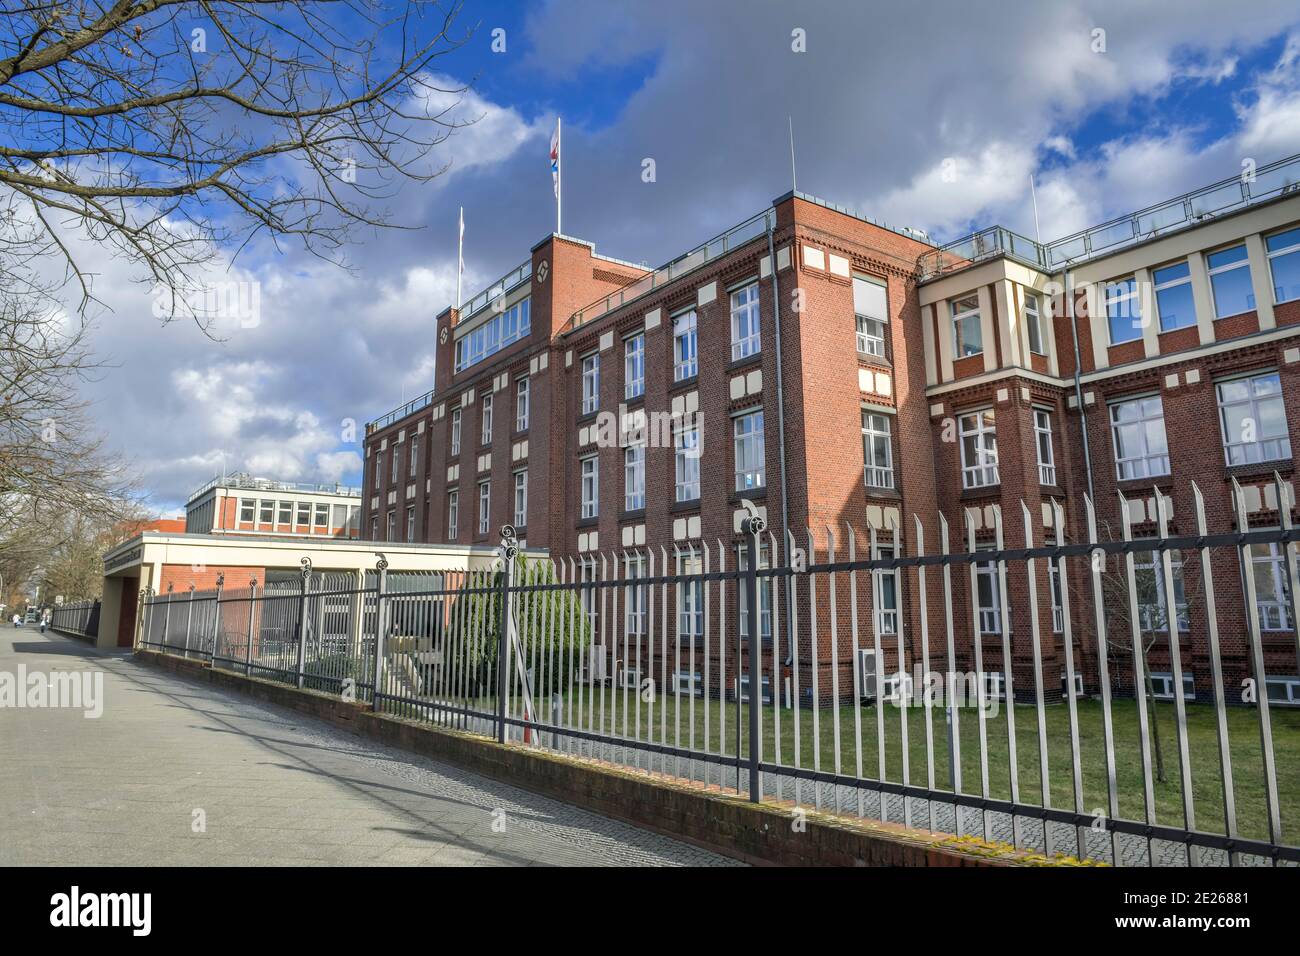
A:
[
  {"xmin": 619, "ymin": 509, "xmax": 647, "ymax": 522},
  {"xmin": 857, "ymin": 353, "xmax": 892, "ymax": 370},
  {"xmin": 730, "ymin": 487, "xmax": 768, "ymax": 504},
  {"xmin": 727, "ymin": 355, "xmax": 762, "ymax": 374},
  {"xmin": 959, "ymin": 485, "xmax": 1001, "ymax": 501},
  {"xmin": 670, "ymin": 499, "xmax": 701, "ymax": 514},
  {"xmin": 1225, "ymin": 461, "xmax": 1294, "ymax": 482},
  {"xmin": 576, "ymin": 516, "xmax": 598, "ymax": 529},
  {"xmin": 668, "ymin": 375, "xmax": 699, "ymax": 395}
]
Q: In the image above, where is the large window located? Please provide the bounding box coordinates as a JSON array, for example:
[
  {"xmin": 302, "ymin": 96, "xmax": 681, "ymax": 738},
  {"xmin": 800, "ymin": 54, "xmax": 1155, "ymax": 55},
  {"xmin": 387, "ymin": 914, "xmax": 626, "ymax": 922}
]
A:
[
  {"xmin": 259, "ymin": 499, "xmax": 274, "ymax": 525},
  {"xmin": 1217, "ymin": 371, "xmax": 1290, "ymax": 466},
  {"xmin": 737, "ymin": 543, "xmax": 773, "ymax": 642},
  {"xmin": 854, "ymin": 275, "xmax": 888, "ymax": 358},
  {"xmin": 1024, "ymin": 292, "xmax": 1044, "ymax": 355},
  {"xmin": 1133, "ymin": 551, "xmax": 1190, "ymax": 633},
  {"xmin": 624, "ymin": 554, "xmax": 647, "ymax": 637},
  {"xmin": 675, "ymin": 419, "xmax": 700, "ymax": 502},
  {"xmin": 1109, "ymin": 395, "xmax": 1169, "ymax": 480},
  {"xmin": 295, "ymin": 501, "xmax": 310, "ymax": 529},
  {"xmin": 975, "ymin": 548, "xmax": 1002, "ymax": 635},
  {"xmin": 314, "ymin": 503, "xmax": 328, "ymax": 529},
  {"xmin": 447, "ymin": 490, "xmax": 458, "ymax": 539},
  {"xmin": 677, "ymin": 552, "xmax": 703, "ymax": 641},
  {"xmin": 1105, "ymin": 277, "xmax": 1141, "ymax": 344},
  {"xmin": 1267, "ymin": 226, "xmax": 1300, "ymax": 304},
  {"xmin": 673, "ymin": 311, "xmax": 698, "ymax": 381},
  {"xmin": 409, "ymin": 439, "xmax": 418, "ymax": 477},
  {"xmin": 624, "ymin": 333, "xmax": 645, "ymax": 399},
  {"xmin": 239, "ymin": 498, "xmax": 255, "ymax": 523},
  {"xmin": 958, "ymin": 410, "xmax": 998, "ymax": 489},
  {"xmin": 477, "ymin": 480, "xmax": 490, "ymax": 535},
  {"xmin": 861, "ymin": 411, "xmax": 894, "ymax": 489},
  {"xmin": 390, "ymin": 448, "xmax": 399, "ymax": 482},
  {"xmin": 386, "ymin": 510, "xmax": 396, "ymax": 542},
  {"xmin": 1047, "ymin": 559, "xmax": 1064, "ymax": 632},
  {"xmin": 873, "ymin": 543, "xmax": 899, "ymax": 637},
  {"xmin": 406, "ymin": 506, "xmax": 416, "ymax": 543},
  {"xmin": 450, "ymin": 408, "xmax": 461, "ymax": 456},
  {"xmin": 733, "ymin": 410, "xmax": 766, "ymax": 491},
  {"xmin": 515, "ymin": 377, "xmax": 529, "ymax": 432},
  {"xmin": 1033, "ymin": 408, "xmax": 1056, "ymax": 486},
  {"xmin": 580, "ymin": 353, "xmax": 600, "ymax": 415},
  {"xmin": 624, "ymin": 443, "xmax": 645, "ymax": 511},
  {"xmin": 950, "ymin": 294, "xmax": 982, "ymax": 357},
  {"xmin": 453, "ymin": 297, "xmax": 531, "ymax": 372},
  {"xmin": 1153, "ymin": 261, "xmax": 1197, "ymax": 331},
  {"xmin": 277, "ymin": 501, "xmax": 292, "ymax": 525},
  {"xmin": 1251, "ymin": 541, "xmax": 1295, "ymax": 631},
  {"xmin": 1207, "ymin": 245, "xmax": 1255, "ymax": 318},
  {"xmin": 480, "ymin": 394, "xmax": 493, "ymax": 445},
  {"xmin": 513, "ymin": 469, "xmax": 527, "ymax": 527},
  {"xmin": 730, "ymin": 282, "xmax": 761, "ymax": 361},
  {"xmin": 580, "ymin": 455, "xmax": 599, "ymax": 519}
]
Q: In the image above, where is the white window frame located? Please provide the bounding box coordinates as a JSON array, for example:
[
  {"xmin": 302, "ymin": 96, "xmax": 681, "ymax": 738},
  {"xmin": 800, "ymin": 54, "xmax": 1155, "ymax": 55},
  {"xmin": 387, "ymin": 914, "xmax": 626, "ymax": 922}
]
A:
[
  {"xmin": 1105, "ymin": 277, "xmax": 1141, "ymax": 345},
  {"xmin": 480, "ymin": 393, "xmax": 493, "ymax": 445},
  {"xmin": 673, "ymin": 310, "xmax": 698, "ymax": 381},
  {"xmin": 1265, "ymin": 675, "xmax": 1300, "ymax": 706},
  {"xmin": 390, "ymin": 449, "xmax": 399, "ymax": 483},
  {"xmin": 1149, "ymin": 671, "xmax": 1195, "ymax": 701},
  {"xmin": 1133, "ymin": 551, "xmax": 1190, "ymax": 633},
  {"xmin": 737, "ymin": 543, "xmax": 773, "ymax": 642},
  {"xmin": 409, "ymin": 438, "xmax": 418, "ymax": 477},
  {"xmin": 259, "ymin": 499, "xmax": 274, "ymax": 525},
  {"xmin": 580, "ymin": 352, "xmax": 600, "ymax": 415},
  {"xmin": 1024, "ymin": 292, "xmax": 1045, "ymax": 355},
  {"xmin": 958, "ymin": 409, "xmax": 999, "ymax": 489},
  {"xmin": 406, "ymin": 505, "xmax": 416, "ymax": 543},
  {"xmin": 386, "ymin": 510, "xmax": 396, "ymax": 542},
  {"xmin": 1033, "ymin": 408, "xmax": 1056, "ymax": 486},
  {"xmin": 453, "ymin": 297, "xmax": 531, "ymax": 372},
  {"xmin": 733, "ymin": 409, "xmax": 766, "ymax": 491},
  {"xmin": 1251, "ymin": 540, "xmax": 1294, "ymax": 631},
  {"xmin": 1047, "ymin": 558, "xmax": 1064, "ymax": 633},
  {"xmin": 674, "ymin": 419, "xmax": 700, "ymax": 502},
  {"xmin": 676, "ymin": 552, "xmax": 704, "ymax": 641},
  {"xmin": 1153, "ymin": 260, "xmax": 1196, "ymax": 332},
  {"xmin": 624, "ymin": 443, "xmax": 645, "ymax": 512},
  {"xmin": 975, "ymin": 548, "xmax": 1002, "ymax": 636},
  {"xmin": 515, "ymin": 377, "xmax": 530, "ymax": 431},
  {"xmin": 730, "ymin": 281, "xmax": 761, "ymax": 361},
  {"xmin": 624, "ymin": 333, "xmax": 645, "ymax": 399},
  {"xmin": 873, "ymin": 543, "xmax": 900, "ymax": 637},
  {"xmin": 477, "ymin": 480, "xmax": 490, "ymax": 536},
  {"xmin": 277, "ymin": 501, "xmax": 292, "ymax": 525},
  {"xmin": 447, "ymin": 489, "xmax": 458, "ymax": 539},
  {"xmin": 580, "ymin": 455, "xmax": 599, "ymax": 520},
  {"xmin": 1109, "ymin": 395, "xmax": 1170, "ymax": 480},
  {"xmin": 1266, "ymin": 226, "xmax": 1300, "ymax": 305},
  {"xmin": 854, "ymin": 275, "xmax": 888, "ymax": 358},
  {"xmin": 1216, "ymin": 371, "xmax": 1291, "ymax": 466},
  {"xmin": 861, "ymin": 410, "xmax": 894, "ymax": 489},
  {"xmin": 450, "ymin": 408, "xmax": 462, "ymax": 456},
  {"xmin": 624, "ymin": 553, "xmax": 647, "ymax": 637},
  {"xmin": 513, "ymin": 469, "xmax": 528, "ymax": 528},
  {"xmin": 240, "ymin": 498, "xmax": 255, "ymax": 523},
  {"xmin": 295, "ymin": 501, "xmax": 310, "ymax": 530},
  {"xmin": 1207, "ymin": 244, "xmax": 1254, "ymax": 319},
  {"xmin": 950, "ymin": 294, "xmax": 982, "ymax": 357},
  {"xmin": 314, "ymin": 502, "xmax": 328, "ymax": 529}
]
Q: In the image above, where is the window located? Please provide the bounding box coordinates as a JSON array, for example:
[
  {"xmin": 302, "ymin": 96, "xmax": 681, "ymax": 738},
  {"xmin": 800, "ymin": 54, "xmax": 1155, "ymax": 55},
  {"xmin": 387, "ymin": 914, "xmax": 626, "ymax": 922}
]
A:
[
  {"xmin": 737, "ymin": 544, "xmax": 773, "ymax": 642},
  {"xmin": 374, "ymin": 453, "xmax": 382, "ymax": 487},
  {"xmin": 477, "ymin": 480, "xmax": 490, "ymax": 535},
  {"xmin": 975, "ymin": 549, "xmax": 1002, "ymax": 635},
  {"xmin": 1024, "ymin": 292, "xmax": 1044, "ymax": 355},
  {"xmin": 515, "ymin": 377, "xmax": 530, "ymax": 431},
  {"xmin": 1047, "ymin": 559, "xmax": 1064, "ymax": 632},
  {"xmin": 295, "ymin": 501, "xmax": 310, "ymax": 529},
  {"xmin": 240, "ymin": 499, "xmax": 255, "ymax": 523},
  {"xmin": 447, "ymin": 490, "xmax": 459, "ymax": 539},
  {"xmin": 677, "ymin": 552, "xmax": 703, "ymax": 640},
  {"xmin": 259, "ymin": 500, "xmax": 273, "ymax": 525},
  {"xmin": 1033, "ymin": 408, "xmax": 1056, "ymax": 485},
  {"xmin": 1150, "ymin": 671, "xmax": 1195, "ymax": 701},
  {"xmin": 409, "ymin": 438, "xmax": 419, "ymax": 477},
  {"xmin": 624, "ymin": 554, "xmax": 647, "ymax": 637},
  {"xmin": 580, "ymin": 455, "xmax": 599, "ymax": 519},
  {"xmin": 1109, "ymin": 396, "xmax": 1169, "ymax": 480},
  {"xmin": 450, "ymin": 408, "xmax": 462, "ymax": 456},
  {"xmin": 854, "ymin": 276, "xmax": 888, "ymax": 357},
  {"xmin": 674, "ymin": 419, "xmax": 700, "ymax": 502},
  {"xmin": 1207, "ymin": 245, "xmax": 1255, "ymax": 318},
  {"xmin": 1105, "ymin": 277, "xmax": 1141, "ymax": 344},
  {"xmin": 1153, "ymin": 261, "xmax": 1197, "ymax": 331},
  {"xmin": 513, "ymin": 470, "xmax": 527, "ymax": 527},
  {"xmin": 1216, "ymin": 371, "xmax": 1290, "ymax": 466},
  {"xmin": 1266, "ymin": 676, "xmax": 1300, "ymax": 707},
  {"xmin": 406, "ymin": 506, "xmax": 416, "ymax": 543},
  {"xmin": 1267, "ymin": 226, "xmax": 1300, "ymax": 304},
  {"xmin": 1251, "ymin": 541, "xmax": 1295, "ymax": 631},
  {"xmin": 370, "ymin": 515, "xmax": 378, "ymax": 540},
  {"xmin": 579, "ymin": 556, "xmax": 599, "ymax": 636},
  {"xmin": 390, "ymin": 448, "xmax": 399, "ymax": 483},
  {"xmin": 1133, "ymin": 551, "xmax": 1190, "ymax": 632},
  {"xmin": 733, "ymin": 410, "xmax": 766, "ymax": 491},
  {"xmin": 873, "ymin": 543, "xmax": 899, "ymax": 637},
  {"xmin": 673, "ymin": 310, "xmax": 698, "ymax": 380},
  {"xmin": 730, "ymin": 282, "xmax": 761, "ymax": 361},
  {"xmin": 453, "ymin": 297, "xmax": 531, "ymax": 372},
  {"xmin": 580, "ymin": 353, "xmax": 600, "ymax": 415},
  {"xmin": 624, "ymin": 444, "xmax": 645, "ymax": 512},
  {"xmin": 950, "ymin": 294, "xmax": 982, "ymax": 357},
  {"xmin": 386, "ymin": 510, "xmax": 396, "ymax": 542},
  {"xmin": 481, "ymin": 394, "xmax": 493, "ymax": 445},
  {"xmin": 861, "ymin": 411, "xmax": 894, "ymax": 489},
  {"xmin": 277, "ymin": 501, "xmax": 292, "ymax": 525},
  {"xmin": 624, "ymin": 333, "xmax": 645, "ymax": 399},
  {"xmin": 314, "ymin": 503, "xmax": 328, "ymax": 529},
  {"xmin": 958, "ymin": 410, "xmax": 999, "ymax": 489}
]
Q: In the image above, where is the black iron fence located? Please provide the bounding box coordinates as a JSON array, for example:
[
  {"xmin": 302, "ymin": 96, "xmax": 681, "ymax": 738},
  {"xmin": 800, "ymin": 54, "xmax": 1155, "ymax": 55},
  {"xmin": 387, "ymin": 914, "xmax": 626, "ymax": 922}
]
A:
[
  {"xmin": 137, "ymin": 479, "xmax": 1300, "ymax": 867},
  {"xmin": 50, "ymin": 599, "xmax": 100, "ymax": 639}
]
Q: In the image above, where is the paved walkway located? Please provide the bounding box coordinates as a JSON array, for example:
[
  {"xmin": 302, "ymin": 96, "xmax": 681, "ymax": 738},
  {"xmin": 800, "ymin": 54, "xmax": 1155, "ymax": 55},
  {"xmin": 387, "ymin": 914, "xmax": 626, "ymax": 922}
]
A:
[{"xmin": 0, "ymin": 628, "xmax": 737, "ymax": 866}]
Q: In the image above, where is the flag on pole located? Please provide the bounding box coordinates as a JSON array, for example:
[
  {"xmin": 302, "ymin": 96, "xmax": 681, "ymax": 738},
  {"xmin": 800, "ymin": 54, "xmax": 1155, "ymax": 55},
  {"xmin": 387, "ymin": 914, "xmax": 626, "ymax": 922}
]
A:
[
  {"xmin": 550, "ymin": 121, "xmax": 560, "ymax": 198},
  {"xmin": 456, "ymin": 206, "xmax": 464, "ymax": 308}
]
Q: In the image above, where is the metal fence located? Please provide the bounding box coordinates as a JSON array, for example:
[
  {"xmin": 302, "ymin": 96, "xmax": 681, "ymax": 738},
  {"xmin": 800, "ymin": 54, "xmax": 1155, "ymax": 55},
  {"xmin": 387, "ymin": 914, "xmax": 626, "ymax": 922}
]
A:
[
  {"xmin": 137, "ymin": 482, "xmax": 1300, "ymax": 868},
  {"xmin": 50, "ymin": 599, "xmax": 99, "ymax": 639}
]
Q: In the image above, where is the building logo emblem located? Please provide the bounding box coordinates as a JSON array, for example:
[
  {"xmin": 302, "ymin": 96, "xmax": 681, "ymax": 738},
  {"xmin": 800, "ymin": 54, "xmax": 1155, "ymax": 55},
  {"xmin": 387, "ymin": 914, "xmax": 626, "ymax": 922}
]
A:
[
  {"xmin": 440, "ymin": 326, "xmax": 448, "ymax": 344},
  {"xmin": 536, "ymin": 260, "xmax": 549, "ymax": 283}
]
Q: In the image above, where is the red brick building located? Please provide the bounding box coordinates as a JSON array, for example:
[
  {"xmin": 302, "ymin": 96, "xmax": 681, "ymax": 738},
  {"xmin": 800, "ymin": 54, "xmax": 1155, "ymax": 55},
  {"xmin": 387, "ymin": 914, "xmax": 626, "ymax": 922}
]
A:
[{"xmin": 363, "ymin": 154, "xmax": 1300, "ymax": 708}]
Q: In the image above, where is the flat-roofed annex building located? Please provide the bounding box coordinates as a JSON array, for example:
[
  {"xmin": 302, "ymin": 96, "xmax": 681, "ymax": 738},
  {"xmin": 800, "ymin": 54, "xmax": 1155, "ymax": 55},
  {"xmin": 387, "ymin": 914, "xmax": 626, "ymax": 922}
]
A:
[{"xmin": 185, "ymin": 473, "xmax": 363, "ymax": 539}]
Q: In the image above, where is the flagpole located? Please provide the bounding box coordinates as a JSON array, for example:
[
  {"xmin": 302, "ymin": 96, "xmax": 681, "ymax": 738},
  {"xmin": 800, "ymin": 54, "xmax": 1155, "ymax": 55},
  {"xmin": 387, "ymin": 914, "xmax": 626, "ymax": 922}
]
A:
[
  {"xmin": 456, "ymin": 206, "xmax": 464, "ymax": 308},
  {"xmin": 556, "ymin": 117, "xmax": 562, "ymax": 235}
]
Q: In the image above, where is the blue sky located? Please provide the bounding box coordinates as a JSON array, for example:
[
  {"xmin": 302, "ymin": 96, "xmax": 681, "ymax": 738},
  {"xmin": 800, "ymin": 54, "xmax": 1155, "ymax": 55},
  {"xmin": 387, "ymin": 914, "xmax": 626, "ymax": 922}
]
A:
[{"xmin": 63, "ymin": 0, "xmax": 1300, "ymax": 513}]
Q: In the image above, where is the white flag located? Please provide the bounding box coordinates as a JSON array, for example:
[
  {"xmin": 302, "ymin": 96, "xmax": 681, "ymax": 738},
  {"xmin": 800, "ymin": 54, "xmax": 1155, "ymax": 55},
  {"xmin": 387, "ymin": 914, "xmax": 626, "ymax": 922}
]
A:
[{"xmin": 550, "ymin": 122, "xmax": 560, "ymax": 199}]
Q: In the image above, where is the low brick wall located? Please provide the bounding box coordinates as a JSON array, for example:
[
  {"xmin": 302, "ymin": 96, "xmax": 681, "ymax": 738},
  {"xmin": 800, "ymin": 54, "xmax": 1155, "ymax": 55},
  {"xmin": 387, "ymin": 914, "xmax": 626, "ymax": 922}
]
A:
[{"xmin": 134, "ymin": 649, "xmax": 1071, "ymax": 866}]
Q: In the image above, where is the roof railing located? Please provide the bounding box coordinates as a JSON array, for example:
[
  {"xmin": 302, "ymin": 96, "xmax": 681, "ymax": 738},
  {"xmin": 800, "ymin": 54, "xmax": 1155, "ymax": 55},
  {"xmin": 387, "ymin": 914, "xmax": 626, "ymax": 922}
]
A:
[
  {"xmin": 918, "ymin": 151, "xmax": 1300, "ymax": 280},
  {"xmin": 188, "ymin": 473, "xmax": 362, "ymax": 501}
]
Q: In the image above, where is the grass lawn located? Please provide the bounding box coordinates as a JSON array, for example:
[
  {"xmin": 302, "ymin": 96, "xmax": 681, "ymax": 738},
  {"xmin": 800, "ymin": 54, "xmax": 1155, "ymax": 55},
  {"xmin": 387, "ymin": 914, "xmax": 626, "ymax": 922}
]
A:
[{"xmin": 511, "ymin": 686, "xmax": 1300, "ymax": 843}]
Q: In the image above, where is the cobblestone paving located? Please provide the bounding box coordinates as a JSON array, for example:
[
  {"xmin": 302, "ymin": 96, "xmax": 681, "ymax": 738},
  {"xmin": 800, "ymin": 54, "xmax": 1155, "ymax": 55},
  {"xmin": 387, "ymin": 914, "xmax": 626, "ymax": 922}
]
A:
[{"xmin": 0, "ymin": 630, "xmax": 739, "ymax": 867}]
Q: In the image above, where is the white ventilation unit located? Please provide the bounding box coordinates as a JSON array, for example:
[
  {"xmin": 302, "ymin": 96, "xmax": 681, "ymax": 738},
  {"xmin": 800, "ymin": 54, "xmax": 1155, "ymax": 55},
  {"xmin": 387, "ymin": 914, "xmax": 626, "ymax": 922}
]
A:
[
  {"xmin": 857, "ymin": 649, "xmax": 879, "ymax": 700},
  {"xmin": 618, "ymin": 666, "xmax": 641, "ymax": 690}
]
